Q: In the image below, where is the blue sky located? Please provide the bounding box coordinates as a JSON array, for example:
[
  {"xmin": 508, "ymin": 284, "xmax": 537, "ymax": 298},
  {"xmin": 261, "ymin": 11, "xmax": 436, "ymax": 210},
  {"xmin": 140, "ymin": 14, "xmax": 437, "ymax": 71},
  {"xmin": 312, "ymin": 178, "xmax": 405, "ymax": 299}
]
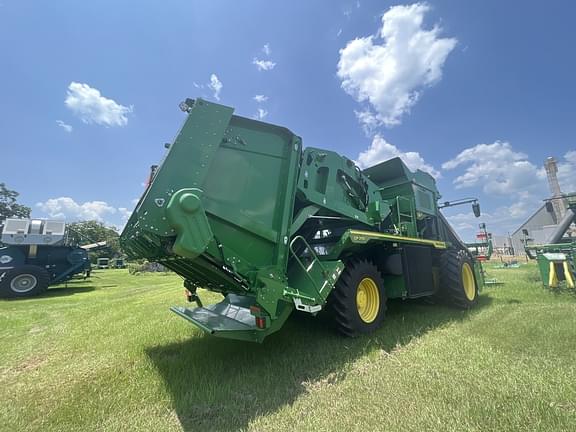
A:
[{"xmin": 1, "ymin": 0, "xmax": 575, "ymax": 240}]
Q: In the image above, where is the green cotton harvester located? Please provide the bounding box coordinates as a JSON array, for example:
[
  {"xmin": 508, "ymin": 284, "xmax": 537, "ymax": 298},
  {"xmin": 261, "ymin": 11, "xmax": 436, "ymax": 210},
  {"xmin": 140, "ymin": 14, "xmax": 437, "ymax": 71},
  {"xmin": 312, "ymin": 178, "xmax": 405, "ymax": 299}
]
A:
[{"xmin": 120, "ymin": 99, "xmax": 484, "ymax": 342}]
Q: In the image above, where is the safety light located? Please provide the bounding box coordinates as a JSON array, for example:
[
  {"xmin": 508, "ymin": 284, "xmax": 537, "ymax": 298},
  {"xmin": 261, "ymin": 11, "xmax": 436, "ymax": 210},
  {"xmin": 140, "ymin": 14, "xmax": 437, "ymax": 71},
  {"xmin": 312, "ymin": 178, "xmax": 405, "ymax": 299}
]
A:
[{"xmin": 255, "ymin": 317, "xmax": 266, "ymax": 329}]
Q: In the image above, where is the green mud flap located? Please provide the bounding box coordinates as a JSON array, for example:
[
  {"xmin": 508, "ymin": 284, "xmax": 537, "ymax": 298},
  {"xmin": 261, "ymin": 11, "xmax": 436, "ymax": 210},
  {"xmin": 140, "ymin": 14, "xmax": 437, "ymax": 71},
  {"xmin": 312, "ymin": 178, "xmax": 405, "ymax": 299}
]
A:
[{"xmin": 170, "ymin": 294, "xmax": 292, "ymax": 342}]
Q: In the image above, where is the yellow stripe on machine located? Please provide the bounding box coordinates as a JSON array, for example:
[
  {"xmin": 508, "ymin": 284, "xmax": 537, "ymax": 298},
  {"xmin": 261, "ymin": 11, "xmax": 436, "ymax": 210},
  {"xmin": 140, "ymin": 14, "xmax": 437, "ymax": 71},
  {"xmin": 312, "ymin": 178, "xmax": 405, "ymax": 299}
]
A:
[{"xmin": 349, "ymin": 230, "xmax": 447, "ymax": 249}]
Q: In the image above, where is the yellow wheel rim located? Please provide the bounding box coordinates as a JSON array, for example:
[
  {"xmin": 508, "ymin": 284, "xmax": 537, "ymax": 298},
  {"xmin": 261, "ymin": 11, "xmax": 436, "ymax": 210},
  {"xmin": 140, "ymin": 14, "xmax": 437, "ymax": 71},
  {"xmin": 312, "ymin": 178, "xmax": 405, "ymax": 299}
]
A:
[
  {"xmin": 356, "ymin": 277, "xmax": 380, "ymax": 323},
  {"xmin": 462, "ymin": 262, "xmax": 476, "ymax": 301}
]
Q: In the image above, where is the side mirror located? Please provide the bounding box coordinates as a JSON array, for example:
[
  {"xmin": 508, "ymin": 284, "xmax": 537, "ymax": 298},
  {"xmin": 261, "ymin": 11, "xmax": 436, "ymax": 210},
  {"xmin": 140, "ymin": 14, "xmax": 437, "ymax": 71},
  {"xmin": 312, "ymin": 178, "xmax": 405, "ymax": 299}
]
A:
[
  {"xmin": 522, "ymin": 229, "xmax": 529, "ymax": 236},
  {"xmin": 472, "ymin": 202, "xmax": 481, "ymax": 218}
]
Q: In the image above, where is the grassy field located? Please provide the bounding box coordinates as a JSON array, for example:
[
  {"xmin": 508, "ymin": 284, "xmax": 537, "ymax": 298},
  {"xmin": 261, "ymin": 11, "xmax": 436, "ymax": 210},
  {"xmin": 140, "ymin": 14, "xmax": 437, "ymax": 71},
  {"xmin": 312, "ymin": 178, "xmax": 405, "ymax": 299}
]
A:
[{"xmin": 1, "ymin": 262, "xmax": 575, "ymax": 431}]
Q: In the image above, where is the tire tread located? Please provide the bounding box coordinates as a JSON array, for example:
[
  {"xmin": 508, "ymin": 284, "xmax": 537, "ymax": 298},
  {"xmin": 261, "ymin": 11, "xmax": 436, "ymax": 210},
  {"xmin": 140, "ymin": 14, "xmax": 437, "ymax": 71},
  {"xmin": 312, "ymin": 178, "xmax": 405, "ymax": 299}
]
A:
[
  {"xmin": 326, "ymin": 258, "xmax": 387, "ymax": 337},
  {"xmin": 438, "ymin": 249, "xmax": 478, "ymax": 309}
]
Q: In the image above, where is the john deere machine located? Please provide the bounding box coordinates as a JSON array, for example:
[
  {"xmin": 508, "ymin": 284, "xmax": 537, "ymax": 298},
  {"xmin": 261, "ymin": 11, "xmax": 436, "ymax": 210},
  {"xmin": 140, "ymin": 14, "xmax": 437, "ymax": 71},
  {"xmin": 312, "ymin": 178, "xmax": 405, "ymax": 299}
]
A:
[
  {"xmin": 0, "ymin": 218, "xmax": 96, "ymax": 297},
  {"xmin": 525, "ymin": 195, "xmax": 576, "ymax": 289},
  {"xmin": 120, "ymin": 98, "xmax": 484, "ymax": 342}
]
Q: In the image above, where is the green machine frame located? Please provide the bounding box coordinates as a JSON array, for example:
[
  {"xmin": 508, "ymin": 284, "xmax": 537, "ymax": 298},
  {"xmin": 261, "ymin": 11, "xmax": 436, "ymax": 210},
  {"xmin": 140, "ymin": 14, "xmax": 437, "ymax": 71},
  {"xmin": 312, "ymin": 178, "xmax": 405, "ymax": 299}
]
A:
[{"xmin": 121, "ymin": 99, "xmax": 484, "ymax": 342}]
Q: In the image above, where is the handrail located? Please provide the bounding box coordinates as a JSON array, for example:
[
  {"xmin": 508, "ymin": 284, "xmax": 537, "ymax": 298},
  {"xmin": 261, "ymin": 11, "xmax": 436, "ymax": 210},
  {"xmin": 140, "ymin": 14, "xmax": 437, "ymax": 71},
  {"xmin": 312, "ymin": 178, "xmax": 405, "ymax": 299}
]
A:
[
  {"xmin": 394, "ymin": 196, "xmax": 416, "ymax": 236},
  {"xmin": 288, "ymin": 235, "xmax": 330, "ymax": 300}
]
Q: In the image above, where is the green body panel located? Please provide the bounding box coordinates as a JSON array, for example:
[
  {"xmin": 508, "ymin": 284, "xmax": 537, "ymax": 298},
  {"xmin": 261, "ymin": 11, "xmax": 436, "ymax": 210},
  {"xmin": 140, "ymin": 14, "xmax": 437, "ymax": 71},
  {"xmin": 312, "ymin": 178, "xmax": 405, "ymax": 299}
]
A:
[
  {"xmin": 296, "ymin": 148, "xmax": 391, "ymax": 225},
  {"xmin": 382, "ymin": 275, "xmax": 406, "ymax": 299},
  {"xmin": 120, "ymin": 99, "xmax": 483, "ymax": 342},
  {"xmin": 537, "ymin": 254, "xmax": 552, "ymax": 287},
  {"xmin": 473, "ymin": 261, "xmax": 485, "ymax": 288}
]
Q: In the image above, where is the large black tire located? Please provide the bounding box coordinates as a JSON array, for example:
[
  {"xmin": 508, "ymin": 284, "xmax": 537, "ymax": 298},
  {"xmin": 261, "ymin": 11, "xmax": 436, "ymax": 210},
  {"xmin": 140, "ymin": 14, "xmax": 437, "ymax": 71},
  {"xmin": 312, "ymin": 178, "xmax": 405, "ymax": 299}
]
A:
[
  {"xmin": 0, "ymin": 265, "xmax": 50, "ymax": 298},
  {"xmin": 326, "ymin": 258, "xmax": 387, "ymax": 337},
  {"xmin": 438, "ymin": 249, "xmax": 478, "ymax": 309}
]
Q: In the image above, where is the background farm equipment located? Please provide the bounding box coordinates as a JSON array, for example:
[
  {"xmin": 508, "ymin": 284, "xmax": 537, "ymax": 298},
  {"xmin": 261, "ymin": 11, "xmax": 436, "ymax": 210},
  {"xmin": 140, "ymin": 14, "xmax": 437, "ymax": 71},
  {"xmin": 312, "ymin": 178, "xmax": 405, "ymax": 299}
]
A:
[
  {"xmin": 465, "ymin": 223, "xmax": 503, "ymax": 285},
  {"xmin": 113, "ymin": 258, "xmax": 126, "ymax": 269},
  {"xmin": 534, "ymin": 246, "xmax": 575, "ymax": 289},
  {"xmin": 120, "ymin": 98, "xmax": 485, "ymax": 342},
  {"xmin": 0, "ymin": 218, "xmax": 106, "ymax": 298},
  {"xmin": 97, "ymin": 257, "xmax": 110, "ymax": 269},
  {"xmin": 467, "ymin": 223, "xmax": 493, "ymax": 262},
  {"xmin": 525, "ymin": 194, "xmax": 576, "ymax": 289}
]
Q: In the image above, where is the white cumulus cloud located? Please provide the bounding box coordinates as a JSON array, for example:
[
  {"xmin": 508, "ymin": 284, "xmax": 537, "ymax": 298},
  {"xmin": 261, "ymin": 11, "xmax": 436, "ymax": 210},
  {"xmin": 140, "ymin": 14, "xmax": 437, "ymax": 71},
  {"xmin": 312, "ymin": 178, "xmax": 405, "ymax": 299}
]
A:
[
  {"xmin": 253, "ymin": 58, "xmax": 276, "ymax": 71},
  {"xmin": 37, "ymin": 197, "xmax": 117, "ymax": 222},
  {"xmin": 444, "ymin": 212, "xmax": 476, "ymax": 233},
  {"xmin": 337, "ymin": 3, "xmax": 457, "ymax": 128},
  {"xmin": 56, "ymin": 120, "xmax": 73, "ymax": 133},
  {"xmin": 356, "ymin": 134, "xmax": 440, "ymax": 178},
  {"xmin": 65, "ymin": 82, "xmax": 132, "ymax": 127},
  {"xmin": 208, "ymin": 74, "xmax": 223, "ymax": 101},
  {"xmin": 442, "ymin": 141, "xmax": 545, "ymax": 195},
  {"xmin": 253, "ymin": 94, "xmax": 269, "ymax": 103},
  {"xmin": 118, "ymin": 207, "xmax": 132, "ymax": 222}
]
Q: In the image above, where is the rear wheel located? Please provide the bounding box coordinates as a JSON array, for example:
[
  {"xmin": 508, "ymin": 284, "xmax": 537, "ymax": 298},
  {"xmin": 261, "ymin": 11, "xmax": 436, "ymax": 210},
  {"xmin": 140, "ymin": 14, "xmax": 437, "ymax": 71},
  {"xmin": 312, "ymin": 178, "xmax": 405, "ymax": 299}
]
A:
[
  {"xmin": 0, "ymin": 265, "xmax": 50, "ymax": 298},
  {"xmin": 438, "ymin": 249, "xmax": 478, "ymax": 308},
  {"xmin": 327, "ymin": 259, "xmax": 386, "ymax": 337}
]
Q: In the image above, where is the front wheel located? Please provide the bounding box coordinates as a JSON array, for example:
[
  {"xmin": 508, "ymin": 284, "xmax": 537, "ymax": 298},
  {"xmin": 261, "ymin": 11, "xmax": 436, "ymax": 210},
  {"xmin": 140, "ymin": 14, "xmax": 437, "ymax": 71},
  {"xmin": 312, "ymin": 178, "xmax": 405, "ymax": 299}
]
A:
[
  {"xmin": 326, "ymin": 258, "xmax": 387, "ymax": 337},
  {"xmin": 0, "ymin": 265, "xmax": 50, "ymax": 298},
  {"xmin": 438, "ymin": 249, "xmax": 478, "ymax": 309}
]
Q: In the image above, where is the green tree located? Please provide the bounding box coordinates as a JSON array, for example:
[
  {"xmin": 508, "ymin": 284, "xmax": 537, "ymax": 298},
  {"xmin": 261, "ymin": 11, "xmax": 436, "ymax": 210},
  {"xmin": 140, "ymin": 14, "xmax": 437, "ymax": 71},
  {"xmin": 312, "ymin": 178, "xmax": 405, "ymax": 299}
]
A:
[
  {"xmin": 0, "ymin": 183, "xmax": 31, "ymax": 220},
  {"xmin": 67, "ymin": 220, "xmax": 121, "ymax": 261}
]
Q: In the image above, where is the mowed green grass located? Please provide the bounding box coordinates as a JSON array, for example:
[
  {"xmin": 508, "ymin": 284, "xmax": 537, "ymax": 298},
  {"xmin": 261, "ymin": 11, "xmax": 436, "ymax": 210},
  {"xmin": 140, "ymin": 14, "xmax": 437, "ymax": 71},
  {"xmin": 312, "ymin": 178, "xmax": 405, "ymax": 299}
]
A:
[{"xmin": 1, "ymin": 263, "xmax": 575, "ymax": 432}]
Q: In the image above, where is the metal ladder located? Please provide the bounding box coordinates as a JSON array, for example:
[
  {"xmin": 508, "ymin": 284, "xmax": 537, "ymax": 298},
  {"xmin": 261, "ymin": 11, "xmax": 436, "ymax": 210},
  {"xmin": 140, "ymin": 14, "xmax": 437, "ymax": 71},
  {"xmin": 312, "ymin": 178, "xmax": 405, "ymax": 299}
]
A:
[
  {"xmin": 286, "ymin": 235, "xmax": 333, "ymax": 313},
  {"xmin": 394, "ymin": 196, "xmax": 416, "ymax": 236}
]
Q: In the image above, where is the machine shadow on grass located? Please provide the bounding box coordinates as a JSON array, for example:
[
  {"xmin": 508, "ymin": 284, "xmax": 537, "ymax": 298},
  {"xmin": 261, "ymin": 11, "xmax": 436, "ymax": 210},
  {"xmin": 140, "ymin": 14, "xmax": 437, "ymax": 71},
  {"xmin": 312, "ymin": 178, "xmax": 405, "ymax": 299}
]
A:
[
  {"xmin": 39, "ymin": 285, "xmax": 96, "ymax": 298},
  {"xmin": 146, "ymin": 296, "xmax": 492, "ymax": 432},
  {"xmin": 44, "ymin": 277, "xmax": 97, "ymax": 297},
  {"xmin": 45, "ymin": 275, "xmax": 119, "ymax": 296}
]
